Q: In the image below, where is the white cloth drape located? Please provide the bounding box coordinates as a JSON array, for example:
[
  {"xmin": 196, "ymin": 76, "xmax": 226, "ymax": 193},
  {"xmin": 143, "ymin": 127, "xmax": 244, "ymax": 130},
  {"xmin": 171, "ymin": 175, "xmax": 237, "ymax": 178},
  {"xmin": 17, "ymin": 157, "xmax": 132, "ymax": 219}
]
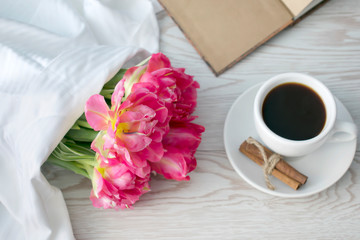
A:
[{"xmin": 0, "ymin": 0, "xmax": 159, "ymax": 239}]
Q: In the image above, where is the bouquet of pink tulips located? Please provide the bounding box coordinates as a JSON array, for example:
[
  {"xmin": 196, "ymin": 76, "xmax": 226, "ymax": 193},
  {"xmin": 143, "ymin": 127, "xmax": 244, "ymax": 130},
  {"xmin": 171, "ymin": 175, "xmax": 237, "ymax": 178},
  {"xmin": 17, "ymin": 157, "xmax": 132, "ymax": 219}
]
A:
[{"xmin": 48, "ymin": 53, "xmax": 204, "ymax": 209}]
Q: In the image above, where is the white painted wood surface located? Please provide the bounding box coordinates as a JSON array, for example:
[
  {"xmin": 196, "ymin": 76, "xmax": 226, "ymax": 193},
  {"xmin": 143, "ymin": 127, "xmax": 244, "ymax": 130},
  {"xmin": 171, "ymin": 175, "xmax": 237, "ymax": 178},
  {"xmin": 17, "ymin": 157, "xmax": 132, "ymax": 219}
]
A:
[{"xmin": 43, "ymin": 0, "xmax": 360, "ymax": 239}]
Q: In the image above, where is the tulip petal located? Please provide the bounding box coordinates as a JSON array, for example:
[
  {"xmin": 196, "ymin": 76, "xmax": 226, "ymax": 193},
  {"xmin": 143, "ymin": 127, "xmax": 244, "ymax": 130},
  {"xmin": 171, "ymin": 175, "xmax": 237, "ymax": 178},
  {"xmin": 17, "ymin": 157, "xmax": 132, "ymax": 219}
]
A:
[
  {"xmin": 163, "ymin": 122, "xmax": 204, "ymax": 151},
  {"xmin": 105, "ymin": 165, "xmax": 135, "ymax": 190},
  {"xmin": 151, "ymin": 147, "xmax": 190, "ymax": 181},
  {"xmin": 147, "ymin": 53, "xmax": 171, "ymax": 73},
  {"xmin": 136, "ymin": 141, "xmax": 164, "ymax": 163},
  {"xmin": 133, "ymin": 163, "xmax": 151, "ymax": 178},
  {"xmin": 120, "ymin": 133, "xmax": 152, "ymax": 152},
  {"xmin": 114, "ymin": 145, "xmax": 136, "ymax": 169},
  {"xmin": 123, "ymin": 65, "xmax": 147, "ymax": 99},
  {"xmin": 90, "ymin": 190, "xmax": 112, "ymax": 209},
  {"xmin": 114, "ymin": 142, "xmax": 149, "ymax": 171},
  {"xmin": 111, "ymin": 78, "xmax": 125, "ymax": 108},
  {"xmin": 118, "ymin": 105, "xmax": 156, "ymax": 123},
  {"xmin": 123, "ymin": 66, "xmax": 139, "ymax": 81},
  {"xmin": 85, "ymin": 94, "xmax": 110, "ymax": 131},
  {"xmin": 92, "ymin": 168, "xmax": 104, "ymax": 198}
]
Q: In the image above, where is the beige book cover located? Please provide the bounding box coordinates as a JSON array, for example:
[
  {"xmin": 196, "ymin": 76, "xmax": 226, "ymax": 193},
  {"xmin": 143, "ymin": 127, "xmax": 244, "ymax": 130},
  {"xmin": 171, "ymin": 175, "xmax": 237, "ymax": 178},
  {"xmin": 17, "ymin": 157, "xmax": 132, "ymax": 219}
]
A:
[{"xmin": 159, "ymin": 0, "xmax": 325, "ymax": 76}]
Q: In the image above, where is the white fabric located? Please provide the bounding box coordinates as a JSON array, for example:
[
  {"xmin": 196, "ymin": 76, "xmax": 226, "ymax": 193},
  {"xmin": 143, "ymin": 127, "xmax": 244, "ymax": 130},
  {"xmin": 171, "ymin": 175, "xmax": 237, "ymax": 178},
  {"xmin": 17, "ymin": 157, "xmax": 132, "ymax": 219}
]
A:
[{"xmin": 0, "ymin": 0, "xmax": 159, "ymax": 239}]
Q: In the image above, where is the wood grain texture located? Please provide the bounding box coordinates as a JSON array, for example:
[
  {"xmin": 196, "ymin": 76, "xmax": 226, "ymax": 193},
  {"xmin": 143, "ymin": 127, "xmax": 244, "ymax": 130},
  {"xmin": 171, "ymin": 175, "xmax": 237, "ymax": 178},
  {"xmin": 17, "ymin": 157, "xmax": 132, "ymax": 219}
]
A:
[{"xmin": 43, "ymin": 0, "xmax": 360, "ymax": 239}]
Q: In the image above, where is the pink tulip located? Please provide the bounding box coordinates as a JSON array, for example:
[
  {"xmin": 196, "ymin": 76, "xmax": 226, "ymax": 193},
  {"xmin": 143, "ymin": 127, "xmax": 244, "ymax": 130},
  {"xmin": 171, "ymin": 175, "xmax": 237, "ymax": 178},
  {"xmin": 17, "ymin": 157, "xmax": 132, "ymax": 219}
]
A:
[
  {"xmin": 131, "ymin": 53, "xmax": 200, "ymax": 122},
  {"xmin": 151, "ymin": 122, "xmax": 204, "ymax": 181},
  {"xmin": 90, "ymin": 164, "xmax": 150, "ymax": 209},
  {"xmin": 88, "ymin": 133, "xmax": 151, "ymax": 209},
  {"xmin": 85, "ymin": 82, "xmax": 167, "ymax": 170}
]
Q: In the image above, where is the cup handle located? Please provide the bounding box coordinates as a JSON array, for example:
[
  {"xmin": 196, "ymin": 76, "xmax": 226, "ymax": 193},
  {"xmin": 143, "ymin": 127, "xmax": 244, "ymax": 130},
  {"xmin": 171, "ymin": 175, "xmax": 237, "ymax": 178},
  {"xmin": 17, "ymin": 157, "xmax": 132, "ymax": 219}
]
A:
[{"xmin": 328, "ymin": 121, "xmax": 358, "ymax": 143}]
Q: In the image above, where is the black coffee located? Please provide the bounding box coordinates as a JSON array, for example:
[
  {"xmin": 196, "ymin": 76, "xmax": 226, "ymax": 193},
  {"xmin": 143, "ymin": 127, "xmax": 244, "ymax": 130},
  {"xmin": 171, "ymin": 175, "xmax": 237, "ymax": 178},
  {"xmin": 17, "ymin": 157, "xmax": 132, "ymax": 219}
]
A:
[{"xmin": 262, "ymin": 82, "xmax": 326, "ymax": 140}]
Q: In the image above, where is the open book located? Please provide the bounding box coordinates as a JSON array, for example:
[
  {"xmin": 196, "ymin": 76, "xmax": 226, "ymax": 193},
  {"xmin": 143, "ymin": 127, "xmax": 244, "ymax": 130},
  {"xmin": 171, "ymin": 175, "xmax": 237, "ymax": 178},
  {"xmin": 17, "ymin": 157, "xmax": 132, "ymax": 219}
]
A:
[{"xmin": 159, "ymin": 0, "xmax": 325, "ymax": 75}]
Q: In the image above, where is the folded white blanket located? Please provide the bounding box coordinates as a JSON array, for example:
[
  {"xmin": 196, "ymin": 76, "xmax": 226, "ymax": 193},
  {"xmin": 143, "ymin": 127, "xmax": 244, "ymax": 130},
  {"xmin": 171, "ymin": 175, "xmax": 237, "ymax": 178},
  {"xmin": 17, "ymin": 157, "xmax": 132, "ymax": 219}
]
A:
[{"xmin": 0, "ymin": 0, "xmax": 159, "ymax": 239}]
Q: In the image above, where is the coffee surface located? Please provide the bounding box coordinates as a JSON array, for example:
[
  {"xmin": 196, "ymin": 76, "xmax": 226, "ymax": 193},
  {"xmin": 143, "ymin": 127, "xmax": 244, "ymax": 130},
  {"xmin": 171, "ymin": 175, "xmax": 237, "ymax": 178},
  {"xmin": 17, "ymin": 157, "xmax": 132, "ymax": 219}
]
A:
[{"xmin": 262, "ymin": 83, "xmax": 326, "ymax": 140}]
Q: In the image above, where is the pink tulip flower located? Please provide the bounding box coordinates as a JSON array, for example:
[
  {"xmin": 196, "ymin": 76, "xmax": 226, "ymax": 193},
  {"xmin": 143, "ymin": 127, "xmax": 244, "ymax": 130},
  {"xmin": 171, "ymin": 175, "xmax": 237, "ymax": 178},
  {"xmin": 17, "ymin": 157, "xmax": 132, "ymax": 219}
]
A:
[
  {"xmin": 90, "ymin": 163, "xmax": 150, "ymax": 209},
  {"xmin": 151, "ymin": 122, "xmax": 205, "ymax": 181}
]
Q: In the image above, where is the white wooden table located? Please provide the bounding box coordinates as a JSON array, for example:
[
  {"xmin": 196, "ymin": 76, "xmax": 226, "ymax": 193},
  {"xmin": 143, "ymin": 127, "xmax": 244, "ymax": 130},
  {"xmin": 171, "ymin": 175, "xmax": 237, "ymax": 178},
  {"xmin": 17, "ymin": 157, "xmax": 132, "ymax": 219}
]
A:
[{"xmin": 44, "ymin": 0, "xmax": 360, "ymax": 239}]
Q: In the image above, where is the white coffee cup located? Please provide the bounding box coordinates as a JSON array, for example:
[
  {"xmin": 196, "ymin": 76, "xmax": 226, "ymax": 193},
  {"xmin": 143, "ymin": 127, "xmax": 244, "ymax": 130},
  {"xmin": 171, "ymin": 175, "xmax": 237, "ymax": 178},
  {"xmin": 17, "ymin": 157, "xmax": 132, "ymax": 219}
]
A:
[{"xmin": 254, "ymin": 73, "xmax": 357, "ymax": 157}]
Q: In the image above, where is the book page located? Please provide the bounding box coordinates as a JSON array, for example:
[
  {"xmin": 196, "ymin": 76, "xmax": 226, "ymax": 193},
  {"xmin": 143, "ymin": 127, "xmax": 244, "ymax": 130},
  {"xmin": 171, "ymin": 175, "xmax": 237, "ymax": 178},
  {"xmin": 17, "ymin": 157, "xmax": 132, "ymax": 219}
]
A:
[
  {"xmin": 281, "ymin": 0, "xmax": 323, "ymax": 18},
  {"xmin": 159, "ymin": 0, "xmax": 293, "ymax": 75},
  {"xmin": 281, "ymin": 0, "xmax": 313, "ymax": 17}
]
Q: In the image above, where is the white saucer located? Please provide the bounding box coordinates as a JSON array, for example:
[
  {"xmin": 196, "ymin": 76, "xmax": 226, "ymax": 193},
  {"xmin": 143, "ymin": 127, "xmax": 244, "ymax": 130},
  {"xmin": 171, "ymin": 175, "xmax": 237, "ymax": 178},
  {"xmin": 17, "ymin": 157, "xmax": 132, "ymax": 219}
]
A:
[{"xmin": 224, "ymin": 83, "xmax": 357, "ymax": 198}]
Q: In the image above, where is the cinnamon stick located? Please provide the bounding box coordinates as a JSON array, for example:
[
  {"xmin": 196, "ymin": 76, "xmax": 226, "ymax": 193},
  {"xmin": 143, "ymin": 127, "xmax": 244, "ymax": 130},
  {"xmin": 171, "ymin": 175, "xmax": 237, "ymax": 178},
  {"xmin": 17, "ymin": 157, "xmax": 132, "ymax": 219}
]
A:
[{"xmin": 239, "ymin": 138, "xmax": 308, "ymax": 190}]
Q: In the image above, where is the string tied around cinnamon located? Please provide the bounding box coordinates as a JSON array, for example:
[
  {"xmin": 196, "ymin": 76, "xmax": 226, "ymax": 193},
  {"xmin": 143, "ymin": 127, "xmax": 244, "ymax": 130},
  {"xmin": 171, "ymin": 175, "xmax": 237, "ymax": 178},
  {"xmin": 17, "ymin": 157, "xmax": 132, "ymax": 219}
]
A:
[{"xmin": 246, "ymin": 137, "xmax": 281, "ymax": 190}]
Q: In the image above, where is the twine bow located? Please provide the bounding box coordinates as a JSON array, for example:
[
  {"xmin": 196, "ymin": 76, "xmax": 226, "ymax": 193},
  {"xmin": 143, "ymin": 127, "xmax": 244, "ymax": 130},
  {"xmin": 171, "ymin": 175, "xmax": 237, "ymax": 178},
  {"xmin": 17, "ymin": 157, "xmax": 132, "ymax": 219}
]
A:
[{"xmin": 246, "ymin": 137, "xmax": 281, "ymax": 190}]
